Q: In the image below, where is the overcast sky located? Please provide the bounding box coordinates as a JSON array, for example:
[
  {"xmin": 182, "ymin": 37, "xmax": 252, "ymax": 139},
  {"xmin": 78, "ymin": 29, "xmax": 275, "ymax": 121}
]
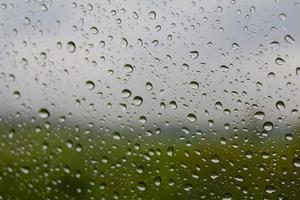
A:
[{"xmin": 0, "ymin": 0, "xmax": 300, "ymax": 133}]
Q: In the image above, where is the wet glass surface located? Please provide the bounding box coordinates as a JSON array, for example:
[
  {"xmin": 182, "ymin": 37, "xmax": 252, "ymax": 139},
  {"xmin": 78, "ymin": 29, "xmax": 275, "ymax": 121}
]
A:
[{"xmin": 0, "ymin": 0, "xmax": 300, "ymax": 199}]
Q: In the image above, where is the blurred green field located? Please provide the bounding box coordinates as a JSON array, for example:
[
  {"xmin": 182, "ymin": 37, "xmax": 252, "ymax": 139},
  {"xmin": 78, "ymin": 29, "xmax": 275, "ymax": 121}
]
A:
[{"xmin": 0, "ymin": 122, "xmax": 299, "ymax": 200}]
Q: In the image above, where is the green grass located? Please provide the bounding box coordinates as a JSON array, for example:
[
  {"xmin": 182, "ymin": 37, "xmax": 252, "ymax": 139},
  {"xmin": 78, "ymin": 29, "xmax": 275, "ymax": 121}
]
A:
[{"xmin": 0, "ymin": 122, "xmax": 299, "ymax": 200}]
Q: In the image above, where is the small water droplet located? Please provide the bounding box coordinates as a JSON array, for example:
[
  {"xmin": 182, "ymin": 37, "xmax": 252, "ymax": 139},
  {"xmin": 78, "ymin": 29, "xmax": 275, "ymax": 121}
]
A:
[
  {"xmin": 265, "ymin": 186, "xmax": 276, "ymax": 194},
  {"xmin": 263, "ymin": 122, "xmax": 273, "ymax": 131},
  {"xmin": 296, "ymin": 67, "xmax": 300, "ymax": 76},
  {"xmin": 220, "ymin": 65, "xmax": 229, "ymax": 72},
  {"xmin": 211, "ymin": 155, "xmax": 220, "ymax": 163},
  {"xmin": 189, "ymin": 81, "xmax": 199, "ymax": 89},
  {"xmin": 85, "ymin": 81, "xmax": 95, "ymax": 90},
  {"xmin": 169, "ymin": 101, "xmax": 177, "ymax": 110},
  {"xmin": 13, "ymin": 91, "xmax": 21, "ymax": 99},
  {"xmin": 276, "ymin": 101, "xmax": 285, "ymax": 111},
  {"xmin": 269, "ymin": 41, "xmax": 280, "ymax": 50},
  {"xmin": 67, "ymin": 41, "xmax": 76, "ymax": 53},
  {"xmin": 285, "ymin": 134, "xmax": 293, "ymax": 141},
  {"xmin": 222, "ymin": 193, "xmax": 232, "ymax": 200},
  {"xmin": 145, "ymin": 82, "xmax": 153, "ymax": 90},
  {"xmin": 137, "ymin": 182, "xmax": 147, "ymax": 191},
  {"xmin": 133, "ymin": 96, "xmax": 143, "ymax": 106},
  {"xmin": 284, "ymin": 35, "xmax": 295, "ymax": 44},
  {"xmin": 232, "ymin": 43, "xmax": 239, "ymax": 50},
  {"xmin": 90, "ymin": 26, "xmax": 99, "ymax": 35},
  {"xmin": 113, "ymin": 132, "xmax": 121, "ymax": 140},
  {"xmin": 121, "ymin": 89, "xmax": 131, "ymax": 98},
  {"xmin": 279, "ymin": 13, "xmax": 287, "ymax": 22},
  {"xmin": 189, "ymin": 51, "xmax": 199, "ymax": 59},
  {"xmin": 121, "ymin": 38, "xmax": 128, "ymax": 48},
  {"xmin": 254, "ymin": 111, "xmax": 265, "ymax": 120},
  {"xmin": 275, "ymin": 57, "xmax": 285, "ymax": 65},
  {"xmin": 293, "ymin": 158, "xmax": 300, "ymax": 167},
  {"xmin": 187, "ymin": 113, "xmax": 197, "ymax": 122},
  {"xmin": 124, "ymin": 64, "xmax": 134, "ymax": 73}
]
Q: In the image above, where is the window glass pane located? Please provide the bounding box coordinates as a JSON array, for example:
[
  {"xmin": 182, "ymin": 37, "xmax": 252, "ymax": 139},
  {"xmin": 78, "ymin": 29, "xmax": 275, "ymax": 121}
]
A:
[{"xmin": 0, "ymin": 0, "xmax": 300, "ymax": 199}]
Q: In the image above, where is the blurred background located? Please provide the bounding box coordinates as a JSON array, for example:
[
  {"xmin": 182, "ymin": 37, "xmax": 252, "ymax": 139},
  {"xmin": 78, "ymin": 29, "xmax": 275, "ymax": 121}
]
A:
[{"xmin": 0, "ymin": 0, "xmax": 300, "ymax": 199}]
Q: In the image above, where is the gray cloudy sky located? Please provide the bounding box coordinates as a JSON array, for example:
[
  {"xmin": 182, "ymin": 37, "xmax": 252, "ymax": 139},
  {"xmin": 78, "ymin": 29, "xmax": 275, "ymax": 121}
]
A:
[{"xmin": 0, "ymin": 0, "xmax": 300, "ymax": 132}]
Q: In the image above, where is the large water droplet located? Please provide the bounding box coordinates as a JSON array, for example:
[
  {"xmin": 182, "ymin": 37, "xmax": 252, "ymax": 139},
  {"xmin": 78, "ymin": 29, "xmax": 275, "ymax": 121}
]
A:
[{"xmin": 38, "ymin": 108, "xmax": 50, "ymax": 119}]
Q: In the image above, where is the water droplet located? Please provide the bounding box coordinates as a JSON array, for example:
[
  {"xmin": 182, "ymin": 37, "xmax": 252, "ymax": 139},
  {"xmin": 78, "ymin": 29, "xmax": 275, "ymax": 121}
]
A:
[
  {"xmin": 169, "ymin": 101, "xmax": 177, "ymax": 110},
  {"xmin": 275, "ymin": 57, "xmax": 285, "ymax": 65},
  {"xmin": 137, "ymin": 182, "xmax": 147, "ymax": 191},
  {"xmin": 284, "ymin": 35, "xmax": 295, "ymax": 44},
  {"xmin": 139, "ymin": 116, "xmax": 147, "ymax": 123},
  {"xmin": 148, "ymin": 11, "xmax": 156, "ymax": 20},
  {"xmin": 124, "ymin": 64, "xmax": 134, "ymax": 73},
  {"xmin": 145, "ymin": 82, "xmax": 153, "ymax": 90},
  {"xmin": 211, "ymin": 155, "xmax": 220, "ymax": 163},
  {"xmin": 296, "ymin": 67, "xmax": 300, "ymax": 76},
  {"xmin": 220, "ymin": 65, "xmax": 229, "ymax": 72},
  {"xmin": 222, "ymin": 193, "xmax": 233, "ymax": 200},
  {"xmin": 85, "ymin": 81, "xmax": 95, "ymax": 90},
  {"xmin": 265, "ymin": 186, "xmax": 276, "ymax": 194},
  {"xmin": 254, "ymin": 111, "xmax": 265, "ymax": 120},
  {"xmin": 20, "ymin": 166, "xmax": 30, "ymax": 174},
  {"xmin": 189, "ymin": 51, "xmax": 199, "ymax": 59},
  {"xmin": 232, "ymin": 43, "xmax": 239, "ymax": 50},
  {"xmin": 40, "ymin": 4, "xmax": 48, "ymax": 12},
  {"xmin": 67, "ymin": 41, "xmax": 76, "ymax": 53},
  {"xmin": 263, "ymin": 122, "xmax": 273, "ymax": 131},
  {"xmin": 132, "ymin": 11, "xmax": 139, "ymax": 19},
  {"xmin": 154, "ymin": 177, "xmax": 161, "ymax": 186},
  {"xmin": 268, "ymin": 72, "xmax": 276, "ymax": 79},
  {"xmin": 38, "ymin": 108, "xmax": 50, "ymax": 119},
  {"xmin": 279, "ymin": 13, "xmax": 287, "ymax": 22},
  {"xmin": 90, "ymin": 26, "xmax": 99, "ymax": 34},
  {"xmin": 13, "ymin": 91, "xmax": 21, "ymax": 99},
  {"xmin": 285, "ymin": 134, "xmax": 293, "ymax": 141},
  {"xmin": 121, "ymin": 89, "xmax": 131, "ymax": 98},
  {"xmin": 276, "ymin": 101, "xmax": 285, "ymax": 111},
  {"xmin": 293, "ymin": 158, "xmax": 300, "ymax": 167},
  {"xmin": 189, "ymin": 81, "xmax": 199, "ymax": 89},
  {"xmin": 187, "ymin": 113, "xmax": 197, "ymax": 122},
  {"xmin": 269, "ymin": 41, "xmax": 280, "ymax": 50},
  {"xmin": 215, "ymin": 102, "xmax": 223, "ymax": 110},
  {"xmin": 167, "ymin": 146, "xmax": 174, "ymax": 156},
  {"xmin": 113, "ymin": 132, "xmax": 121, "ymax": 140},
  {"xmin": 133, "ymin": 96, "xmax": 143, "ymax": 106},
  {"xmin": 183, "ymin": 183, "xmax": 193, "ymax": 191},
  {"xmin": 121, "ymin": 38, "xmax": 128, "ymax": 48}
]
